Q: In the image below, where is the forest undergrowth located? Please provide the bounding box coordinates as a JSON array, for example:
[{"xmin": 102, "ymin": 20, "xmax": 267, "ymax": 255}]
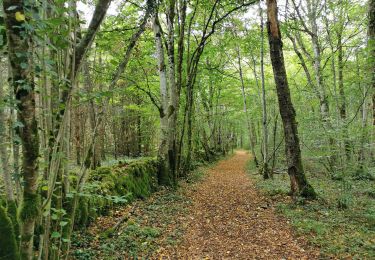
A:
[
  {"xmin": 248, "ymin": 161, "xmax": 375, "ymax": 259},
  {"xmin": 71, "ymin": 160, "xmax": 212, "ymax": 259},
  {"xmin": 74, "ymin": 151, "xmax": 322, "ymax": 259}
]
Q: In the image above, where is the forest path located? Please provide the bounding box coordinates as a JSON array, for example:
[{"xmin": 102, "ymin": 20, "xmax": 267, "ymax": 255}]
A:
[{"xmin": 165, "ymin": 150, "xmax": 319, "ymax": 259}]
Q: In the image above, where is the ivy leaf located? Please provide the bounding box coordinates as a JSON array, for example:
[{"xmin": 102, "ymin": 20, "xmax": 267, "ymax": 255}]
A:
[
  {"xmin": 20, "ymin": 63, "xmax": 28, "ymax": 69},
  {"xmin": 59, "ymin": 221, "xmax": 68, "ymax": 227}
]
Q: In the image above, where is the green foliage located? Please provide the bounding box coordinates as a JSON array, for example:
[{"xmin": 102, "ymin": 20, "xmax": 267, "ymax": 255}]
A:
[
  {"xmin": 100, "ymin": 222, "xmax": 161, "ymax": 258},
  {"xmin": 253, "ymin": 171, "xmax": 375, "ymax": 258},
  {"xmin": 73, "ymin": 181, "xmax": 192, "ymax": 259},
  {"xmin": 0, "ymin": 206, "xmax": 19, "ymax": 260}
]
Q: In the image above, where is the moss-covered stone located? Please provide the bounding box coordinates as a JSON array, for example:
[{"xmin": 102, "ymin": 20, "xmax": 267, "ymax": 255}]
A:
[
  {"xmin": 73, "ymin": 158, "xmax": 159, "ymax": 227},
  {"xmin": 0, "ymin": 206, "xmax": 19, "ymax": 260}
]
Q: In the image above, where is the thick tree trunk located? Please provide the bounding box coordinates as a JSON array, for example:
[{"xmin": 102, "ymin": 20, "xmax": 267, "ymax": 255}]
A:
[
  {"xmin": 152, "ymin": 14, "xmax": 173, "ymax": 185},
  {"xmin": 3, "ymin": 1, "xmax": 40, "ymax": 258},
  {"xmin": 0, "ymin": 64, "xmax": 15, "ymax": 203},
  {"xmin": 266, "ymin": 0, "xmax": 316, "ymax": 199},
  {"xmin": 369, "ymin": 0, "xmax": 375, "ymax": 127}
]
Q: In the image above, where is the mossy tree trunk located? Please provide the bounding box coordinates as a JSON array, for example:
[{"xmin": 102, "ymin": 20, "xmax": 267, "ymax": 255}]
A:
[
  {"xmin": 369, "ymin": 0, "xmax": 375, "ymax": 127},
  {"xmin": 0, "ymin": 58, "xmax": 16, "ymax": 204},
  {"xmin": 3, "ymin": 0, "xmax": 40, "ymax": 258},
  {"xmin": 152, "ymin": 6, "xmax": 179, "ymax": 186},
  {"xmin": 266, "ymin": 0, "xmax": 316, "ymax": 199}
]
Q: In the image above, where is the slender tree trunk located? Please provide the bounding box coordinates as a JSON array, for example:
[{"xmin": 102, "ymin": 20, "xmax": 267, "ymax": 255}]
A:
[
  {"xmin": 237, "ymin": 47, "xmax": 258, "ymax": 166},
  {"xmin": 175, "ymin": 0, "xmax": 187, "ymax": 175},
  {"xmin": 166, "ymin": 0, "xmax": 178, "ymax": 185},
  {"xmin": 185, "ymin": 73, "xmax": 196, "ymax": 172},
  {"xmin": 3, "ymin": 1, "xmax": 40, "ymax": 258},
  {"xmin": 266, "ymin": 0, "xmax": 316, "ymax": 199},
  {"xmin": 357, "ymin": 53, "xmax": 368, "ymax": 170},
  {"xmin": 259, "ymin": 4, "xmax": 270, "ymax": 178},
  {"xmin": 337, "ymin": 29, "xmax": 351, "ymax": 160},
  {"xmin": 84, "ymin": 61, "xmax": 101, "ymax": 168}
]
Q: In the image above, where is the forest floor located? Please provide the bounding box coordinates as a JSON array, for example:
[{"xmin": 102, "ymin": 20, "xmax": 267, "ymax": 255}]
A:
[
  {"xmin": 73, "ymin": 150, "xmax": 320, "ymax": 259},
  {"xmin": 160, "ymin": 150, "xmax": 319, "ymax": 259}
]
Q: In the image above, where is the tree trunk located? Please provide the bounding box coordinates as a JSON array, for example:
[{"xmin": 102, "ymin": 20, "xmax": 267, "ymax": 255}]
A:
[
  {"xmin": 237, "ymin": 47, "xmax": 258, "ymax": 166},
  {"xmin": 0, "ymin": 62, "xmax": 15, "ymax": 203},
  {"xmin": 3, "ymin": 1, "xmax": 40, "ymax": 258},
  {"xmin": 266, "ymin": 0, "xmax": 316, "ymax": 199},
  {"xmin": 369, "ymin": 0, "xmax": 375, "ymax": 127},
  {"xmin": 175, "ymin": 0, "xmax": 187, "ymax": 173},
  {"xmin": 336, "ymin": 17, "xmax": 351, "ymax": 160},
  {"xmin": 152, "ymin": 14, "xmax": 173, "ymax": 185},
  {"xmin": 259, "ymin": 3, "xmax": 270, "ymax": 178},
  {"xmin": 166, "ymin": 0, "xmax": 178, "ymax": 185}
]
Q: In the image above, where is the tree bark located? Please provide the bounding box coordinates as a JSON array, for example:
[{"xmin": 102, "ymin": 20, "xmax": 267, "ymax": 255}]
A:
[
  {"xmin": 369, "ymin": 0, "xmax": 375, "ymax": 127},
  {"xmin": 3, "ymin": 0, "xmax": 40, "ymax": 258},
  {"xmin": 236, "ymin": 47, "xmax": 258, "ymax": 166},
  {"xmin": 259, "ymin": 3, "xmax": 270, "ymax": 178},
  {"xmin": 166, "ymin": 0, "xmax": 178, "ymax": 185},
  {"xmin": 266, "ymin": 0, "xmax": 316, "ymax": 199},
  {"xmin": 0, "ymin": 60, "xmax": 15, "ymax": 203},
  {"xmin": 152, "ymin": 14, "xmax": 173, "ymax": 185}
]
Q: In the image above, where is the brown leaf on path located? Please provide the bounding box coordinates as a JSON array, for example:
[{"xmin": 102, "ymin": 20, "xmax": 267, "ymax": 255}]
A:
[{"xmin": 159, "ymin": 150, "xmax": 320, "ymax": 259}]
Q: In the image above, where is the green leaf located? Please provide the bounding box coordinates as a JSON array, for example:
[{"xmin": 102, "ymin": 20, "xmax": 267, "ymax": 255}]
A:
[
  {"xmin": 59, "ymin": 221, "xmax": 68, "ymax": 227},
  {"xmin": 51, "ymin": 231, "xmax": 61, "ymax": 238},
  {"xmin": 20, "ymin": 62, "xmax": 28, "ymax": 69}
]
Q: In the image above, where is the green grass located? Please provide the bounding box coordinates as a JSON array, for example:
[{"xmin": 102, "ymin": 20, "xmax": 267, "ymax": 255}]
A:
[{"xmin": 248, "ymin": 161, "xmax": 375, "ymax": 259}]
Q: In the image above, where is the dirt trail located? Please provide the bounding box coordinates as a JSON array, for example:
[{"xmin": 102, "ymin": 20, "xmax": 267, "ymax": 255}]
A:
[{"xmin": 165, "ymin": 150, "xmax": 319, "ymax": 259}]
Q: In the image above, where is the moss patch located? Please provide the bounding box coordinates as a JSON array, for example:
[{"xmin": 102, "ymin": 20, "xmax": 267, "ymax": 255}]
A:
[
  {"xmin": 19, "ymin": 193, "xmax": 40, "ymax": 221},
  {"xmin": 0, "ymin": 206, "xmax": 19, "ymax": 260},
  {"xmin": 76, "ymin": 158, "xmax": 159, "ymax": 227}
]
